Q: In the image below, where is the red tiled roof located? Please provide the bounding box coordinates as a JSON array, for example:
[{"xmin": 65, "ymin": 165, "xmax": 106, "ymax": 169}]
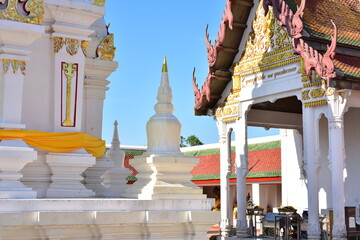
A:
[
  {"xmin": 190, "ymin": 148, "xmax": 281, "ymax": 176},
  {"xmin": 288, "ymin": 0, "xmax": 360, "ymax": 47},
  {"xmin": 124, "ymin": 148, "xmax": 281, "ymax": 178},
  {"xmin": 334, "ymin": 54, "xmax": 360, "ymax": 78}
]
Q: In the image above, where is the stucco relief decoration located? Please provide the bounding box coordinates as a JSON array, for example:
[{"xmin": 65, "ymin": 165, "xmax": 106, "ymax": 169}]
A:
[
  {"xmin": 0, "ymin": 0, "xmax": 44, "ymax": 24},
  {"xmin": 96, "ymin": 33, "xmax": 116, "ymax": 60},
  {"xmin": 241, "ymin": 1, "xmax": 274, "ymax": 61},
  {"xmin": 215, "ymin": 104, "xmax": 239, "ymax": 123},
  {"xmin": 263, "ymin": 0, "xmax": 338, "ymax": 86},
  {"xmin": 65, "ymin": 38, "xmax": 80, "ymax": 56},
  {"xmin": 53, "ymin": 37, "xmax": 81, "ymax": 56},
  {"xmin": 2, "ymin": 59, "xmax": 26, "ymax": 75}
]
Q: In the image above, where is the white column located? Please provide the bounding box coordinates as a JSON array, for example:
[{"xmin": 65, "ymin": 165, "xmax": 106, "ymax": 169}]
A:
[
  {"xmin": 252, "ymin": 183, "xmax": 260, "ymax": 206},
  {"xmin": 303, "ymin": 107, "xmax": 321, "ymax": 239},
  {"xmin": 219, "ymin": 130, "xmax": 231, "ymax": 237},
  {"xmin": 235, "ymin": 115, "xmax": 249, "ymax": 237},
  {"xmin": 327, "ymin": 92, "xmax": 349, "ymax": 240},
  {"xmin": 83, "ymin": 59, "xmax": 118, "ymax": 138}
]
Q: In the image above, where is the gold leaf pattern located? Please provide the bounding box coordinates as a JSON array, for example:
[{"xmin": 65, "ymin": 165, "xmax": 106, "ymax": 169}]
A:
[
  {"xmin": 53, "ymin": 37, "xmax": 65, "ymax": 53},
  {"xmin": 2, "ymin": 59, "xmax": 26, "ymax": 74},
  {"xmin": 0, "ymin": 0, "xmax": 44, "ymax": 25},
  {"xmin": 65, "ymin": 39, "xmax": 80, "ymax": 56},
  {"xmin": 81, "ymin": 40, "xmax": 88, "ymax": 57},
  {"xmin": 97, "ymin": 33, "xmax": 116, "ymax": 61}
]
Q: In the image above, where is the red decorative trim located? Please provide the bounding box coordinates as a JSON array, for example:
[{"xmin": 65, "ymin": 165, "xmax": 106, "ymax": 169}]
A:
[
  {"xmin": 205, "ymin": 0, "xmax": 234, "ymax": 67},
  {"xmin": 263, "ymin": 0, "xmax": 305, "ymax": 39},
  {"xmin": 192, "ymin": 68, "xmax": 216, "ymax": 110},
  {"xmin": 263, "ymin": 0, "xmax": 337, "ymax": 84},
  {"xmin": 192, "ymin": 176, "xmax": 281, "ymax": 185},
  {"xmin": 193, "ymin": 0, "xmax": 234, "ymax": 110}
]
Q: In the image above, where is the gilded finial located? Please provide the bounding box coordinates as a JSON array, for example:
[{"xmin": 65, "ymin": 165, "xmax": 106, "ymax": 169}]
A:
[{"xmin": 162, "ymin": 56, "xmax": 168, "ymax": 72}]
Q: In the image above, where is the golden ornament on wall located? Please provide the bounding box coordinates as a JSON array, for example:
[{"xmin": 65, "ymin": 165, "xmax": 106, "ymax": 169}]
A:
[
  {"xmin": 1, "ymin": 59, "xmax": 26, "ymax": 75},
  {"xmin": 81, "ymin": 41, "xmax": 88, "ymax": 57},
  {"xmin": 0, "ymin": 0, "xmax": 44, "ymax": 25},
  {"xmin": 93, "ymin": 0, "xmax": 106, "ymax": 6},
  {"xmin": 97, "ymin": 33, "xmax": 116, "ymax": 61},
  {"xmin": 53, "ymin": 37, "xmax": 82, "ymax": 56}
]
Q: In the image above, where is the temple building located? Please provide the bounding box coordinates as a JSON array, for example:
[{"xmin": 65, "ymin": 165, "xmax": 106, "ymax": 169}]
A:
[{"xmin": 192, "ymin": 0, "xmax": 360, "ymax": 239}]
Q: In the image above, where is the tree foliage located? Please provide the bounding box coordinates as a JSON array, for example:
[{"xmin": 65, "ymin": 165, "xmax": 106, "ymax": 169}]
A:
[{"xmin": 180, "ymin": 135, "xmax": 203, "ymax": 147}]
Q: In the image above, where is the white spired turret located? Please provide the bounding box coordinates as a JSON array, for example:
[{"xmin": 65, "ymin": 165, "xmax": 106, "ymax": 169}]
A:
[
  {"xmin": 102, "ymin": 120, "xmax": 131, "ymax": 197},
  {"xmin": 146, "ymin": 57, "xmax": 181, "ymax": 154},
  {"xmin": 123, "ymin": 57, "xmax": 206, "ymax": 200}
]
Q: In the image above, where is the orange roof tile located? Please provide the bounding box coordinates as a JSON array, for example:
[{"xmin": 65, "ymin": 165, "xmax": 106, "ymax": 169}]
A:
[{"xmin": 287, "ymin": 0, "xmax": 360, "ymax": 47}]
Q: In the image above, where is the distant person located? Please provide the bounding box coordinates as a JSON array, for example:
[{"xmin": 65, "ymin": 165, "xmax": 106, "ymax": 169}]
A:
[{"xmin": 211, "ymin": 187, "xmax": 221, "ymax": 211}]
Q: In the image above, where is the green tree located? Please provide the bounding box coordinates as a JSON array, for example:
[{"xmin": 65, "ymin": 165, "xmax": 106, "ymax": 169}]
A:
[
  {"xmin": 186, "ymin": 135, "xmax": 203, "ymax": 146},
  {"xmin": 180, "ymin": 136, "xmax": 187, "ymax": 147}
]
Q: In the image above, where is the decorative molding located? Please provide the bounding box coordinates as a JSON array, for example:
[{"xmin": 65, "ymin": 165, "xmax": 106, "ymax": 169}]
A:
[
  {"xmin": 96, "ymin": 33, "xmax": 115, "ymax": 61},
  {"xmin": 240, "ymin": 1, "xmax": 274, "ymax": 61},
  {"xmin": 233, "ymin": 47, "xmax": 298, "ymax": 77},
  {"xmin": 53, "ymin": 37, "xmax": 81, "ymax": 56},
  {"xmin": 302, "ymin": 90, "xmax": 310, "ymax": 100},
  {"xmin": 1, "ymin": 59, "xmax": 26, "ymax": 75},
  {"xmin": 65, "ymin": 38, "xmax": 80, "ymax": 56},
  {"xmin": 304, "ymin": 100, "xmax": 327, "ymax": 108},
  {"xmin": 328, "ymin": 119, "xmax": 344, "ymax": 129},
  {"xmin": 310, "ymin": 87, "xmax": 325, "ymax": 99},
  {"xmin": 0, "ymin": 0, "xmax": 44, "ymax": 25}
]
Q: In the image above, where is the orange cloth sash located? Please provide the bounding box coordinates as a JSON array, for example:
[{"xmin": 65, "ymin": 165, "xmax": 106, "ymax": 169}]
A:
[{"xmin": 0, "ymin": 130, "xmax": 105, "ymax": 158}]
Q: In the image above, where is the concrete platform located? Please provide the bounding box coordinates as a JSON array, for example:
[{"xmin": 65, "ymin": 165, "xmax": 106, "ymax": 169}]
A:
[{"xmin": 0, "ymin": 198, "xmax": 221, "ymax": 239}]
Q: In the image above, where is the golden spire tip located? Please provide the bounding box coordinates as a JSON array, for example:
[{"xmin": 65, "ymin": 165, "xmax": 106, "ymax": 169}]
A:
[{"xmin": 162, "ymin": 56, "xmax": 168, "ymax": 72}]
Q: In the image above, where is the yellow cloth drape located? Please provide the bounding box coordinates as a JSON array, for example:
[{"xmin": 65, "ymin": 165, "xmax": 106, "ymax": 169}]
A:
[{"xmin": 0, "ymin": 130, "xmax": 105, "ymax": 158}]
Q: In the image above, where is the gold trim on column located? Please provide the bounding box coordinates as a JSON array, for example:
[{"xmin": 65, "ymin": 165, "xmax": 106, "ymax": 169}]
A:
[
  {"xmin": 0, "ymin": 0, "xmax": 44, "ymax": 25},
  {"xmin": 62, "ymin": 62, "xmax": 78, "ymax": 127}
]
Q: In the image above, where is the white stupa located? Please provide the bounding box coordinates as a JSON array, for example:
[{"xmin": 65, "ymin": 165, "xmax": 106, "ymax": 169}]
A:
[{"xmin": 123, "ymin": 57, "xmax": 205, "ymax": 200}]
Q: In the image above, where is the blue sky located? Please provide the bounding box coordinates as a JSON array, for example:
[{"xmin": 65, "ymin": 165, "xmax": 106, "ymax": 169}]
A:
[{"xmin": 101, "ymin": 0, "xmax": 279, "ymax": 146}]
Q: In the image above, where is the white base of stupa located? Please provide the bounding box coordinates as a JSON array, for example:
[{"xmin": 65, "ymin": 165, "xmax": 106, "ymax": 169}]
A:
[{"xmin": 0, "ymin": 198, "xmax": 220, "ymax": 239}]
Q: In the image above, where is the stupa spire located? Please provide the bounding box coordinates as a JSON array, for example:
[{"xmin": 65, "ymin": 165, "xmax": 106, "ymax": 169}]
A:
[
  {"xmin": 110, "ymin": 120, "xmax": 120, "ymax": 151},
  {"xmin": 162, "ymin": 56, "xmax": 168, "ymax": 72},
  {"xmin": 146, "ymin": 57, "xmax": 181, "ymax": 153}
]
